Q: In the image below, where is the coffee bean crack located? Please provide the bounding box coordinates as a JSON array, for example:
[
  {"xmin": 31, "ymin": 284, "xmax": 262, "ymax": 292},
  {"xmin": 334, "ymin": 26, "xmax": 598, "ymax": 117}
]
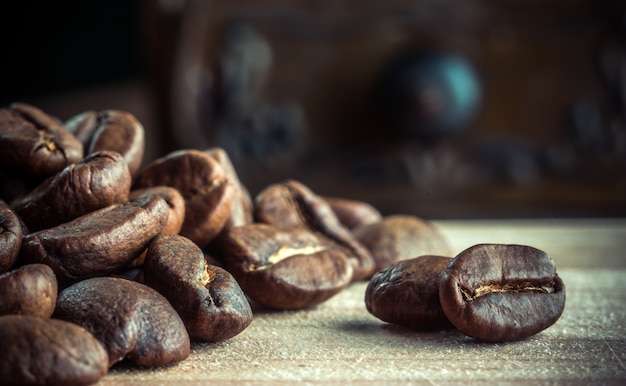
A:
[{"xmin": 460, "ymin": 281, "xmax": 556, "ymax": 302}]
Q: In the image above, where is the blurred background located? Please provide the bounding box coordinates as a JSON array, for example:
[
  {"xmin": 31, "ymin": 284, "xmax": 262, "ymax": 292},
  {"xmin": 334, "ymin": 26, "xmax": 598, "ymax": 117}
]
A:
[{"xmin": 2, "ymin": 0, "xmax": 625, "ymax": 219}]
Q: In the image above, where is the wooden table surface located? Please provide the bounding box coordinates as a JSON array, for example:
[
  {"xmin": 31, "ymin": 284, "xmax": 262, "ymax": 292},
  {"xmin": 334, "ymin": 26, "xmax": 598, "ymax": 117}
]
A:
[{"xmin": 99, "ymin": 218, "xmax": 626, "ymax": 385}]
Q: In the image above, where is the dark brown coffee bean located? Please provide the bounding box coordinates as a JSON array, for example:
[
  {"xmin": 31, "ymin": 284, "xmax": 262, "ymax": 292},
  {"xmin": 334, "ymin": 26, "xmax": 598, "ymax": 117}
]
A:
[
  {"xmin": 19, "ymin": 195, "xmax": 169, "ymax": 283},
  {"xmin": 0, "ymin": 103, "xmax": 83, "ymax": 178},
  {"xmin": 0, "ymin": 264, "xmax": 57, "ymax": 318},
  {"xmin": 144, "ymin": 234, "xmax": 253, "ymax": 342},
  {"xmin": 12, "ymin": 151, "xmax": 131, "ymax": 232},
  {"xmin": 66, "ymin": 110, "xmax": 145, "ymax": 176},
  {"xmin": 64, "ymin": 110, "xmax": 99, "ymax": 146},
  {"xmin": 220, "ymin": 223, "xmax": 353, "ymax": 310},
  {"xmin": 324, "ymin": 196, "xmax": 382, "ymax": 230},
  {"xmin": 255, "ymin": 180, "xmax": 374, "ymax": 281},
  {"xmin": 54, "ymin": 276, "xmax": 190, "ymax": 367},
  {"xmin": 205, "ymin": 147, "xmax": 253, "ymax": 229},
  {"xmin": 129, "ymin": 186, "xmax": 186, "ymax": 235},
  {"xmin": 365, "ymin": 255, "xmax": 453, "ymax": 330},
  {"xmin": 353, "ymin": 215, "xmax": 452, "ymax": 273},
  {"xmin": 134, "ymin": 149, "xmax": 235, "ymax": 248},
  {"xmin": 439, "ymin": 244, "xmax": 566, "ymax": 342},
  {"xmin": 0, "ymin": 315, "xmax": 108, "ymax": 386},
  {"xmin": 0, "ymin": 199, "xmax": 22, "ymax": 273}
]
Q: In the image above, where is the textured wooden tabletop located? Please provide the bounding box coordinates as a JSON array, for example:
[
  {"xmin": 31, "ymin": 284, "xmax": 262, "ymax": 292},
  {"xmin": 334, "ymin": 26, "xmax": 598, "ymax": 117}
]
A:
[{"xmin": 99, "ymin": 218, "xmax": 626, "ymax": 385}]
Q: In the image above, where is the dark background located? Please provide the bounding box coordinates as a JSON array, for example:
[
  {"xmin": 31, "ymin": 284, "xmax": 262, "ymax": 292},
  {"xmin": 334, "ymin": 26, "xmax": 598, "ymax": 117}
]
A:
[{"xmin": 2, "ymin": 1, "xmax": 625, "ymax": 219}]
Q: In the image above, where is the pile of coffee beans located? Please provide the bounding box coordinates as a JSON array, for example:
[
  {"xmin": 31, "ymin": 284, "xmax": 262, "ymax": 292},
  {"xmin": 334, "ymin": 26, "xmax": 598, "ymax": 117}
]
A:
[{"xmin": 0, "ymin": 103, "xmax": 566, "ymax": 385}]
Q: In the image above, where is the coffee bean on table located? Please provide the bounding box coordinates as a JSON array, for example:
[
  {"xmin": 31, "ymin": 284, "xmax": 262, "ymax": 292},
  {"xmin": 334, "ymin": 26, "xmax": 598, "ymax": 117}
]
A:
[
  {"xmin": 12, "ymin": 151, "xmax": 131, "ymax": 232},
  {"xmin": 255, "ymin": 180, "xmax": 374, "ymax": 281},
  {"xmin": 353, "ymin": 215, "xmax": 452, "ymax": 273},
  {"xmin": 19, "ymin": 195, "xmax": 169, "ymax": 283},
  {"xmin": 365, "ymin": 255, "xmax": 453, "ymax": 330},
  {"xmin": 54, "ymin": 276, "xmax": 190, "ymax": 367},
  {"xmin": 0, "ymin": 315, "xmax": 109, "ymax": 386},
  {"xmin": 129, "ymin": 186, "xmax": 186, "ymax": 235},
  {"xmin": 439, "ymin": 243, "xmax": 566, "ymax": 342},
  {"xmin": 133, "ymin": 149, "xmax": 235, "ymax": 248},
  {"xmin": 0, "ymin": 199, "xmax": 23, "ymax": 273},
  {"xmin": 220, "ymin": 223, "xmax": 353, "ymax": 310},
  {"xmin": 0, "ymin": 264, "xmax": 57, "ymax": 318},
  {"xmin": 144, "ymin": 233, "xmax": 253, "ymax": 342},
  {"xmin": 65, "ymin": 110, "xmax": 145, "ymax": 177},
  {"xmin": 0, "ymin": 103, "xmax": 83, "ymax": 178},
  {"xmin": 324, "ymin": 196, "xmax": 382, "ymax": 230}
]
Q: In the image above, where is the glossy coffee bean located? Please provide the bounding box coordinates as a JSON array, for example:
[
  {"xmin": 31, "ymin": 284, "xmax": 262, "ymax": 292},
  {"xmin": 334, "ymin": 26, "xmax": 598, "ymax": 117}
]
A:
[
  {"xmin": 144, "ymin": 234, "xmax": 253, "ymax": 342},
  {"xmin": 220, "ymin": 223, "xmax": 353, "ymax": 310},
  {"xmin": 353, "ymin": 215, "xmax": 452, "ymax": 272},
  {"xmin": 365, "ymin": 255, "xmax": 453, "ymax": 330},
  {"xmin": 12, "ymin": 151, "xmax": 131, "ymax": 232},
  {"xmin": 65, "ymin": 110, "xmax": 145, "ymax": 177},
  {"xmin": 134, "ymin": 149, "xmax": 235, "ymax": 248},
  {"xmin": 0, "ymin": 199, "xmax": 22, "ymax": 273},
  {"xmin": 0, "ymin": 103, "xmax": 83, "ymax": 178},
  {"xmin": 439, "ymin": 244, "xmax": 566, "ymax": 342},
  {"xmin": 205, "ymin": 147, "xmax": 254, "ymax": 229},
  {"xmin": 129, "ymin": 186, "xmax": 186, "ymax": 235},
  {"xmin": 0, "ymin": 264, "xmax": 57, "ymax": 318},
  {"xmin": 54, "ymin": 276, "xmax": 190, "ymax": 367},
  {"xmin": 19, "ymin": 195, "xmax": 169, "ymax": 283},
  {"xmin": 0, "ymin": 315, "xmax": 108, "ymax": 386},
  {"xmin": 324, "ymin": 196, "xmax": 382, "ymax": 230},
  {"xmin": 255, "ymin": 180, "xmax": 374, "ymax": 281}
]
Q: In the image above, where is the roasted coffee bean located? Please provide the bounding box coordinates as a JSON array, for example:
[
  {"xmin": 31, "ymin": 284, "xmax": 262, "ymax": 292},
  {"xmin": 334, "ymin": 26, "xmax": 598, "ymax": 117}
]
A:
[
  {"xmin": 134, "ymin": 149, "xmax": 235, "ymax": 248},
  {"xmin": 129, "ymin": 186, "xmax": 186, "ymax": 235},
  {"xmin": 0, "ymin": 264, "xmax": 57, "ymax": 318},
  {"xmin": 0, "ymin": 315, "xmax": 108, "ymax": 386},
  {"xmin": 0, "ymin": 199, "xmax": 22, "ymax": 273},
  {"xmin": 12, "ymin": 151, "xmax": 131, "ymax": 232},
  {"xmin": 65, "ymin": 110, "xmax": 145, "ymax": 176},
  {"xmin": 220, "ymin": 223, "xmax": 353, "ymax": 310},
  {"xmin": 19, "ymin": 195, "xmax": 169, "ymax": 283},
  {"xmin": 353, "ymin": 215, "xmax": 452, "ymax": 273},
  {"xmin": 365, "ymin": 255, "xmax": 453, "ymax": 330},
  {"xmin": 255, "ymin": 180, "xmax": 374, "ymax": 281},
  {"xmin": 324, "ymin": 196, "xmax": 382, "ymax": 230},
  {"xmin": 439, "ymin": 244, "xmax": 566, "ymax": 342},
  {"xmin": 54, "ymin": 276, "xmax": 190, "ymax": 367},
  {"xmin": 0, "ymin": 103, "xmax": 82, "ymax": 178},
  {"xmin": 144, "ymin": 234, "xmax": 253, "ymax": 342},
  {"xmin": 205, "ymin": 147, "xmax": 253, "ymax": 229}
]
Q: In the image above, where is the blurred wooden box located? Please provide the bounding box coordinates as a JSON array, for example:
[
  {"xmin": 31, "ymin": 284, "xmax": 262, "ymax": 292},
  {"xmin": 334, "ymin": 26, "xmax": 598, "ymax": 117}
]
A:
[{"xmin": 147, "ymin": 0, "xmax": 626, "ymax": 218}]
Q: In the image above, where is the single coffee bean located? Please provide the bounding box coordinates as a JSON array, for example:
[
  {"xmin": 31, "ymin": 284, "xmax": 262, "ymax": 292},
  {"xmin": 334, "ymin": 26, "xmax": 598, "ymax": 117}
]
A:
[
  {"xmin": 365, "ymin": 255, "xmax": 453, "ymax": 330},
  {"xmin": 66, "ymin": 110, "xmax": 145, "ymax": 177},
  {"xmin": 0, "ymin": 264, "xmax": 57, "ymax": 318},
  {"xmin": 129, "ymin": 186, "xmax": 186, "ymax": 235},
  {"xmin": 12, "ymin": 151, "xmax": 131, "ymax": 232},
  {"xmin": 0, "ymin": 199, "xmax": 22, "ymax": 273},
  {"xmin": 19, "ymin": 195, "xmax": 169, "ymax": 283},
  {"xmin": 353, "ymin": 215, "xmax": 452, "ymax": 273},
  {"xmin": 324, "ymin": 196, "xmax": 382, "ymax": 230},
  {"xmin": 134, "ymin": 149, "xmax": 235, "ymax": 248},
  {"xmin": 144, "ymin": 234, "xmax": 253, "ymax": 342},
  {"xmin": 255, "ymin": 180, "xmax": 374, "ymax": 281},
  {"xmin": 439, "ymin": 243, "xmax": 566, "ymax": 342},
  {"xmin": 205, "ymin": 147, "xmax": 253, "ymax": 229},
  {"xmin": 220, "ymin": 223, "xmax": 353, "ymax": 310},
  {"xmin": 54, "ymin": 276, "xmax": 190, "ymax": 367},
  {"xmin": 0, "ymin": 103, "xmax": 83, "ymax": 178},
  {"xmin": 0, "ymin": 315, "xmax": 108, "ymax": 386}
]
